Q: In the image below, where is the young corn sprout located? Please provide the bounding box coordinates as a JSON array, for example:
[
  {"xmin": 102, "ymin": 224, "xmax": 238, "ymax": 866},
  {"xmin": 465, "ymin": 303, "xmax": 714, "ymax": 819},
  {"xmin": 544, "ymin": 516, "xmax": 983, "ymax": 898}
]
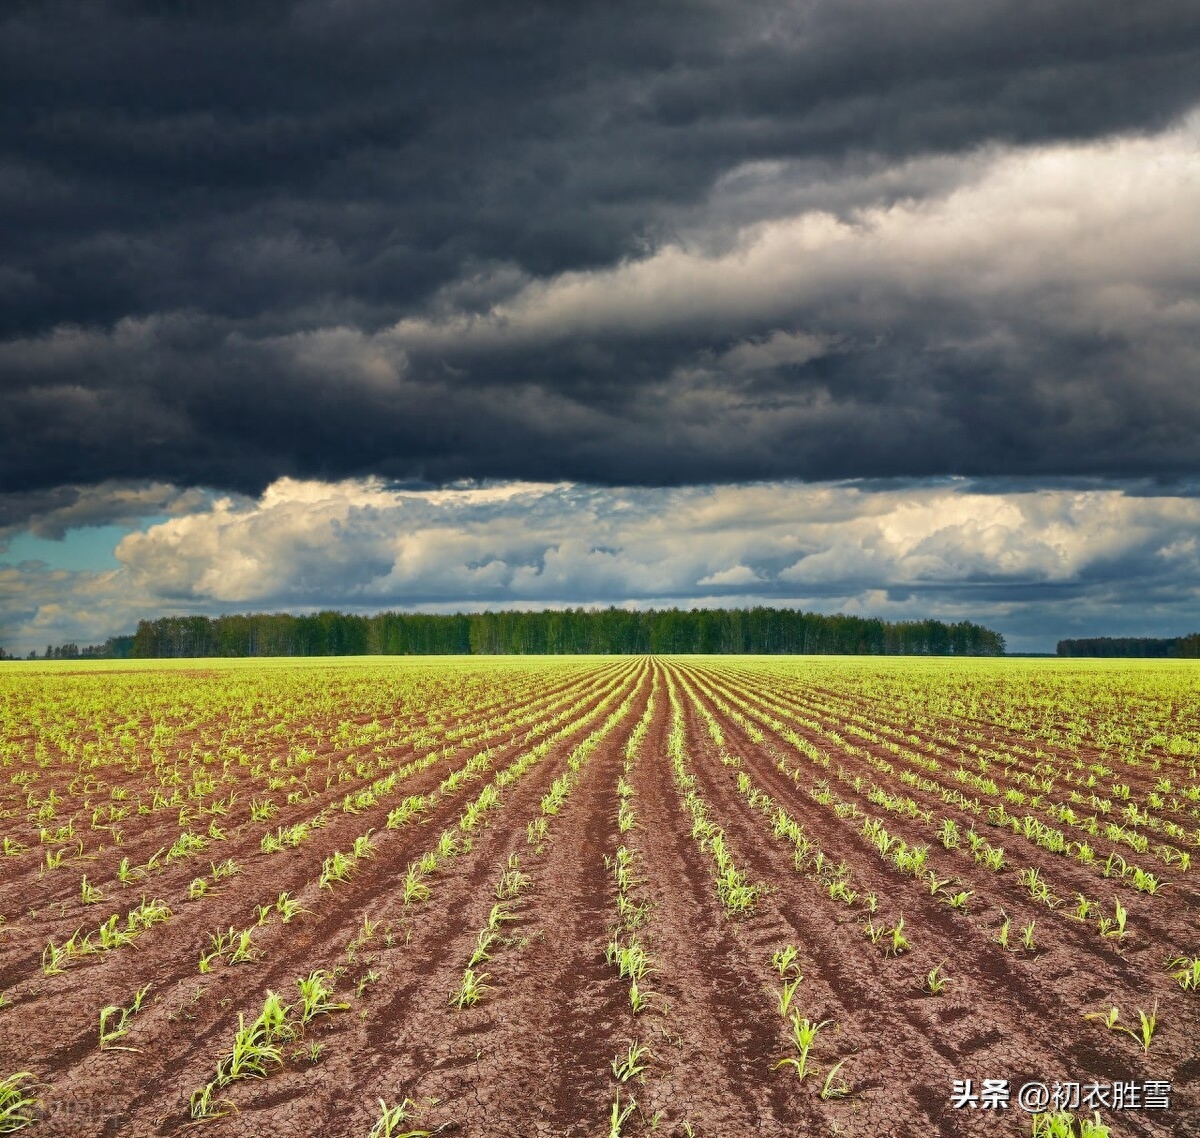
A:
[
  {"xmin": 628, "ymin": 978, "xmax": 653, "ymax": 1014},
  {"xmin": 923, "ymin": 964, "xmax": 948, "ymax": 996},
  {"xmin": 496, "ymin": 854, "xmax": 531, "ymax": 899},
  {"xmin": 773, "ymin": 1014, "xmax": 832, "ymax": 1081},
  {"xmin": 275, "ymin": 891, "xmax": 309, "ymax": 922},
  {"xmin": 607, "ymin": 1093, "xmax": 637, "ymax": 1138},
  {"xmin": 368, "ymin": 1097, "xmax": 432, "ymax": 1138},
  {"xmin": 450, "ymin": 968, "xmax": 489, "ymax": 1009},
  {"xmin": 1020, "ymin": 920, "xmax": 1037, "ymax": 952},
  {"xmin": 819, "ymin": 1058, "xmax": 851, "ymax": 1100},
  {"xmin": 1084, "ymin": 1001, "xmax": 1156, "ymax": 1052},
  {"xmin": 468, "ymin": 929, "xmax": 497, "ymax": 968},
  {"xmin": 1032, "ymin": 1111, "xmax": 1110, "ymax": 1138},
  {"xmin": 296, "ymin": 970, "xmax": 348, "ymax": 1024},
  {"xmin": 98, "ymin": 984, "xmax": 151, "ymax": 1050},
  {"xmin": 772, "ymin": 945, "xmax": 801, "ymax": 977},
  {"xmin": 1134, "ymin": 1002, "xmax": 1158, "ymax": 1053},
  {"xmin": 1168, "ymin": 954, "xmax": 1200, "ymax": 991},
  {"xmin": 776, "ymin": 975, "xmax": 802, "ymax": 1017},
  {"xmin": 485, "ymin": 903, "xmax": 516, "ymax": 933},
  {"xmin": 1072, "ymin": 894, "xmax": 1095, "ymax": 921},
  {"xmin": 402, "ymin": 863, "xmax": 430, "ymax": 906},
  {"xmin": 611, "ymin": 1040, "xmax": 651, "ymax": 1082},
  {"xmin": 0, "ymin": 1071, "xmax": 41, "ymax": 1132},
  {"xmin": 884, "ymin": 919, "xmax": 909, "ymax": 957},
  {"xmin": 1098, "ymin": 898, "xmax": 1127, "ymax": 940}
]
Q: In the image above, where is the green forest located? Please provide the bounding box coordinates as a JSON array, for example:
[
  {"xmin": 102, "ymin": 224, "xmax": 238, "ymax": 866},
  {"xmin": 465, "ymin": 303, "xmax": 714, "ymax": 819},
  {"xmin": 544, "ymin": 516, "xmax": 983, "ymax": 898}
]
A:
[
  {"xmin": 57, "ymin": 607, "xmax": 1012, "ymax": 658},
  {"xmin": 1057, "ymin": 635, "xmax": 1200, "ymax": 658}
]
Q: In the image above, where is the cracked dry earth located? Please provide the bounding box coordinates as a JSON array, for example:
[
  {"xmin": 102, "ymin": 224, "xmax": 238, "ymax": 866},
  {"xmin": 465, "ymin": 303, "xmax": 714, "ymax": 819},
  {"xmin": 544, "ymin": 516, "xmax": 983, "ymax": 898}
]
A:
[{"xmin": 0, "ymin": 656, "xmax": 1197, "ymax": 1137}]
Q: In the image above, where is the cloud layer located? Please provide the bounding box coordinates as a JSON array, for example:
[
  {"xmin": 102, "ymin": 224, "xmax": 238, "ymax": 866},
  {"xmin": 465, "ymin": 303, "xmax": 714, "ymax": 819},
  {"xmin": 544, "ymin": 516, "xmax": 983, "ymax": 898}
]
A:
[
  {"xmin": 2, "ymin": 3, "xmax": 1200, "ymax": 497},
  {"xmin": 4, "ymin": 478, "xmax": 1200, "ymax": 653}
]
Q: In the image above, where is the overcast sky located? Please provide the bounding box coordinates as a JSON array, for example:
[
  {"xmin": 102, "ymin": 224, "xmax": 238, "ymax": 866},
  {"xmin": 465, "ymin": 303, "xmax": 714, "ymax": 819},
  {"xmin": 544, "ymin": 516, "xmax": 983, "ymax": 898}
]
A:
[{"xmin": 3, "ymin": 1, "xmax": 1200, "ymax": 654}]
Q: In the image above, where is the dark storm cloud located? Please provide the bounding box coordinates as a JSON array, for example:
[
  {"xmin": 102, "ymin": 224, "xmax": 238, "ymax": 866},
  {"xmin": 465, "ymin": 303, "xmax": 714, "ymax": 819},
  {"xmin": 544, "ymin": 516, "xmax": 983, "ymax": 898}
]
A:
[{"xmin": 2, "ymin": 0, "xmax": 1200, "ymax": 508}]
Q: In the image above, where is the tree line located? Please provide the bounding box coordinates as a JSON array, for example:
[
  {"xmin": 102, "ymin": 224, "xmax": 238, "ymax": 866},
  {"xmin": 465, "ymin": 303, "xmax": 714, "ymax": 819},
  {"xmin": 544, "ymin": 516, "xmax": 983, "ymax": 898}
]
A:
[
  {"xmin": 1, "ymin": 636, "xmax": 135, "ymax": 661},
  {"xmin": 101, "ymin": 608, "xmax": 1006, "ymax": 658},
  {"xmin": 1057, "ymin": 635, "xmax": 1200, "ymax": 658}
]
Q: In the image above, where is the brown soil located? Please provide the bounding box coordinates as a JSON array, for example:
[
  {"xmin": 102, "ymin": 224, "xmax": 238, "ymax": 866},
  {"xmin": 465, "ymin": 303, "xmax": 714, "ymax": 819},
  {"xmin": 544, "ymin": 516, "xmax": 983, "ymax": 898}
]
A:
[{"xmin": 0, "ymin": 659, "xmax": 1196, "ymax": 1138}]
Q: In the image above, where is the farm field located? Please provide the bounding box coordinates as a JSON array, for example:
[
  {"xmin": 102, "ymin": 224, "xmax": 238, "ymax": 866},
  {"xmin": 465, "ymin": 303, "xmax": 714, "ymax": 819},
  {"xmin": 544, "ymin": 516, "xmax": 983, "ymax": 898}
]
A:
[{"xmin": 0, "ymin": 656, "xmax": 1198, "ymax": 1138}]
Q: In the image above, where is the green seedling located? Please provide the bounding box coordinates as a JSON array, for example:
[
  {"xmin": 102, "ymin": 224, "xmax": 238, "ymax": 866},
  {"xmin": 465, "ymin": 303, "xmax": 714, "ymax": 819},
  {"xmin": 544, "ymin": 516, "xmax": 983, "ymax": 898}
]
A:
[
  {"xmin": 450, "ymin": 968, "xmax": 489, "ymax": 1009},
  {"xmin": 608, "ymin": 1093, "xmax": 637, "ymax": 1138},
  {"xmin": 1086, "ymin": 1005, "xmax": 1122, "ymax": 1031},
  {"xmin": 996, "ymin": 912, "xmax": 1012, "ymax": 949},
  {"xmin": 228, "ymin": 927, "xmax": 257, "ymax": 964},
  {"xmin": 943, "ymin": 890, "xmax": 972, "ymax": 911},
  {"xmin": 611, "ymin": 1039, "xmax": 651, "ymax": 1082},
  {"xmin": 319, "ymin": 849, "xmax": 354, "ymax": 889},
  {"xmin": 468, "ymin": 929, "xmax": 497, "ymax": 969},
  {"xmin": 628, "ymin": 978, "xmax": 653, "ymax": 1014},
  {"xmin": 353, "ymin": 831, "xmax": 375, "ymax": 859},
  {"xmin": 485, "ymin": 903, "xmax": 516, "ymax": 933},
  {"xmin": 295, "ymin": 1041, "xmax": 322, "ymax": 1065},
  {"xmin": 80, "ymin": 876, "xmax": 103, "ymax": 905},
  {"xmin": 924, "ymin": 964, "xmax": 948, "ymax": 996},
  {"xmin": 819, "ymin": 1058, "xmax": 851, "ymax": 1100},
  {"xmin": 403, "ymin": 864, "xmax": 430, "ymax": 905},
  {"xmin": 1032, "ymin": 1112, "xmax": 1110, "ymax": 1138},
  {"xmin": 776, "ymin": 975, "xmax": 802, "ymax": 1017},
  {"xmin": 96, "ymin": 1013, "xmax": 132, "ymax": 1046},
  {"xmin": 187, "ymin": 878, "xmax": 208, "ymax": 901},
  {"xmin": 275, "ymin": 892, "xmax": 310, "ymax": 922},
  {"xmin": 1020, "ymin": 920, "xmax": 1037, "ymax": 951},
  {"xmin": 1084, "ymin": 1001, "xmax": 1155, "ymax": 1051},
  {"xmin": 1131, "ymin": 868, "xmax": 1164, "ymax": 895},
  {"xmin": 496, "ymin": 854, "xmax": 531, "ymax": 898},
  {"xmin": 126, "ymin": 896, "xmax": 171, "ymax": 932},
  {"xmin": 773, "ymin": 1014, "xmax": 831, "ymax": 1081},
  {"xmin": 527, "ymin": 817, "xmax": 548, "ymax": 847},
  {"xmin": 936, "ymin": 818, "xmax": 959, "ymax": 848},
  {"xmin": 1098, "ymin": 897, "xmax": 1128, "ymax": 939},
  {"xmin": 0, "ymin": 1072, "xmax": 40, "ymax": 1133},
  {"xmin": 771, "ymin": 945, "xmax": 800, "ymax": 977},
  {"xmin": 188, "ymin": 1080, "xmax": 232, "ymax": 1120},
  {"xmin": 1134, "ymin": 1001, "xmax": 1157, "ymax": 1053},
  {"xmin": 215, "ymin": 1016, "xmax": 282, "ymax": 1087},
  {"xmin": 369, "ymin": 1097, "xmax": 432, "ymax": 1138},
  {"xmin": 1167, "ymin": 954, "xmax": 1200, "ymax": 991},
  {"xmin": 97, "ymin": 914, "xmax": 134, "ymax": 950},
  {"xmin": 98, "ymin": 983, "xmax": 151, "ymax": 1049},
  {"xmin": 42, "ymin": 929, "xmax": 89, "ymax": 975},
  {"xmin": 885, "ymin": 918, "xmax": 909, "ymax": 956},
  {"xmin": 297, "ymin": 970, "xmax": 348, "ymax": 1024}
]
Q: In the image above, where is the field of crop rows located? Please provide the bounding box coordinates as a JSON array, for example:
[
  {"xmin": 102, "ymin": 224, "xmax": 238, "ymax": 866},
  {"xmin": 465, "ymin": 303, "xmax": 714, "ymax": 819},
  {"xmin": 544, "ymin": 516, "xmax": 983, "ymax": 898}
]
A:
[{"xmin": 0, "ymin": 656, "xmax": 1197, "ymax": 1137}]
